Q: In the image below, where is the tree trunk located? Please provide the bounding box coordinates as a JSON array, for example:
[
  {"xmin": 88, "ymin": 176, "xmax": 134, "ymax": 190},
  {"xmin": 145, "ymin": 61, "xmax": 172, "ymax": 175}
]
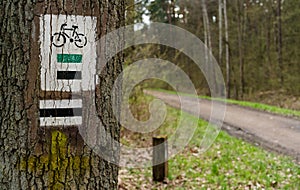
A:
[
  {"xmin": 201, "ymin": 0, "xmax": 216, "ymax": 95},
  {"xmin": 277, "ymin": 0, "xmax": 283, "ymax": 85},
  {"xmin": 237, "ymin": 0, "xmax": 245, "ymax": 98},
  {"xmin": 218, "ymin": 0, "xmax": 223, "ymax": 66},
  {"xmin": 223, "ymin": 0, "xmax": 230, "ymax": 98},
  {"xmin": 0, "ymin": 1, "xmax": 124, "ymax": 189},
  {"xmin": 266, "ymin": 0, "xmax": 271, "ymax": 86}
]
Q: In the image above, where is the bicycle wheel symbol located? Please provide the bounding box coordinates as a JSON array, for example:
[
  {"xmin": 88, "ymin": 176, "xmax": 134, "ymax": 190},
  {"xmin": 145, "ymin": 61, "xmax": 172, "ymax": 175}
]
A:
[
  {"xmin": 74, "ymin": 34, "xmax": 87, "ymax": 48},
  {"xmin": 52, "ymin": 33, "xmax": 66, "ymax": 47}
]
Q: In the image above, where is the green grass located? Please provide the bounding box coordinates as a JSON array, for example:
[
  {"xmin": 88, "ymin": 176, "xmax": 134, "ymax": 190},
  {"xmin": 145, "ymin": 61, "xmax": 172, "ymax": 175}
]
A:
[
  {"xmin": 120, "ymin": 91, "xmax": 300, "ymax": 189},
  {"xmin": 167, "ymin": 113, "xmax": 300, "ymax": 189},
  {"xmin": 150, "ymin": 88, "xmax": 300, "ymax": 118}
]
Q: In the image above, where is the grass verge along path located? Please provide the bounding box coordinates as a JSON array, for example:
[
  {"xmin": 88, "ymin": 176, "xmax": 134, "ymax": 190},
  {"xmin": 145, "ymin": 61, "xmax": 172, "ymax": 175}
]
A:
[{"xmin": 119, "ymin": 93, "xmax": 300, "ymax": 189}]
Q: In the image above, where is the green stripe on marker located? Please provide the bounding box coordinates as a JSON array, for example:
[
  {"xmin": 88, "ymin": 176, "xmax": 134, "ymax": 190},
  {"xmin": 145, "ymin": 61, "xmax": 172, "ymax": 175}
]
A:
[{"xmin": 57, "ymin": 54, "xmax": 82, "ymax": 63}]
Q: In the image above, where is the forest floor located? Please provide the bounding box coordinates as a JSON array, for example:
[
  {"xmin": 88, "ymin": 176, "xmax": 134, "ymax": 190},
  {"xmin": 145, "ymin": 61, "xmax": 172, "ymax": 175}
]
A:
[
  {"xmin": 145, "ymin": 90, "xmax": 300, "ymax": 162},
  {"xmin": 244, "ymin": 90, "xmax": 300, "ymax": 111}
]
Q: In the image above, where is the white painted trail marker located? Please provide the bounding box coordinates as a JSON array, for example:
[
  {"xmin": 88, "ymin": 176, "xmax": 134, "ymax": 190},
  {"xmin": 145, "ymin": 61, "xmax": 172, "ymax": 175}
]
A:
[
  {"xmin": 39, "ymin": 14, "xmax": 98, "ymax": 127},
  {"xmin": 40, "ymin": 14, "xmax": 97, "ymax": 92},
  {"xmin": 39, "ymin": 99, "xmax": 82, "ymax": 126}
]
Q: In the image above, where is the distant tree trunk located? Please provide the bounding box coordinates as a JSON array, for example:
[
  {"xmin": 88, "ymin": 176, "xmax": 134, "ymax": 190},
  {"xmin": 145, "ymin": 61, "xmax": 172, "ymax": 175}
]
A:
[
  {"xmin": 277, "ymin": 0, "xmax": 283, "ymax": 85},
  {"xmin": 218, "ymin": 0, "xmax": 223, "ymax": 66},
  {"xmin": 126, "ymin": 0, "xmax": 135, "ymax": 25},
  {"xmin": 237, "ymin": 0, "xmax": 245, "ymax": 98},
  {"xmin": 201, "ymin": 0, "xmax": 212, "ymax": 52},
  {"xmin": 202, "ymin": 0, "xmax": 216, "ymax": 94},
  {"xmin": 167, "ymin": 0, "xmax": 176, "ymax": 24},
  {"xmin": 201, "ymin": 0, "xmax": 209, "ymax": 74},
  {"xmin": 266, "ymin": 8, "xmax": 271, "ymax": 69},
  {"xmin": 0, "ymin": 1, "xmax": 124, "ymax": 189},
  {"xmin": 223, "ymin": 0, "xmax": 230, "ymax": 98},
  {"xmin": 266, "ymin": 0, "xmax": 272, "ymax": 88}
]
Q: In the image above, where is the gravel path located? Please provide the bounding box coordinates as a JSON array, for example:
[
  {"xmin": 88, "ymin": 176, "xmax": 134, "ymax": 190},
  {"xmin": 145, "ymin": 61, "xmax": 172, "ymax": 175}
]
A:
[{"xmin": 145, "ymin": 90, "xmax": 300, "ymax": 163}]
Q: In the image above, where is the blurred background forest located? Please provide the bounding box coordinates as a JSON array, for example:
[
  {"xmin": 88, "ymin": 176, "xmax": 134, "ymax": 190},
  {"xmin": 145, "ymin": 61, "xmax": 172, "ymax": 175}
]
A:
[{"xmin": 124, "ymin": 0, "xmax": 300, "ymax": 110}]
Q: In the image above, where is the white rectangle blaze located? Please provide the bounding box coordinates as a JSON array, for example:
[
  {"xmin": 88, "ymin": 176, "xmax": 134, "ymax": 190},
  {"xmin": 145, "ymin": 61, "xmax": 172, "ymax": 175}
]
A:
[{"xmin": 39, "ymin": 14, "xmax": 98, "ymax": 127}]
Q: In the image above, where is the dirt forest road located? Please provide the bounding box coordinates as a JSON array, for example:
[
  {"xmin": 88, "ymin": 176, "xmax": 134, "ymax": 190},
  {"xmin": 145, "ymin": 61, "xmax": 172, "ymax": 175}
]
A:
[{"xmin": 145, "ymin": 90, "xmax": 300, "ymax": 163}]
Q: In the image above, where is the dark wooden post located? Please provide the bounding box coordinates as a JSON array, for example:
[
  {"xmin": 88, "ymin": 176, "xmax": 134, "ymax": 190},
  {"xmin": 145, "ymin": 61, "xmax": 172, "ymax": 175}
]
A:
[{"xmin": 153, "ymin": 136, "xmax": 168, "ymax": 182}]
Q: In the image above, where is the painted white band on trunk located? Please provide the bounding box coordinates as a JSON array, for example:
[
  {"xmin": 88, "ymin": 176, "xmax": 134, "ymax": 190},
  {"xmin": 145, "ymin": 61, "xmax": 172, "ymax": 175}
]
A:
[
  {"xmin": 39, "ymin": 99, "xmax": 82, "ymax": 109},
  {"xmin": 40, "ymin": 116, "xmax": 82, "ymax": 126}
]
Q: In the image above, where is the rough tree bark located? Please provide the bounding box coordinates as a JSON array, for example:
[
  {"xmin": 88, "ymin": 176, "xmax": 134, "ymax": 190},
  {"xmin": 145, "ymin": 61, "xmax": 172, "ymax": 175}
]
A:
[{"xmin": 0, "ymin": 0, "xmax": 124, "ymax": 189}]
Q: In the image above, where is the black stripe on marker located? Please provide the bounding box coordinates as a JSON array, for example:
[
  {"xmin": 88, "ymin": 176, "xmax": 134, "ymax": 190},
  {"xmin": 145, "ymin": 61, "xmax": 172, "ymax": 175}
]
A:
[
  {"xmin": 39, "ymin": 108, "xmax": 82, "ymax": 117},
  {"xmin": 57, "ymin": 71, "xmax": 82, "ymax": 80}
]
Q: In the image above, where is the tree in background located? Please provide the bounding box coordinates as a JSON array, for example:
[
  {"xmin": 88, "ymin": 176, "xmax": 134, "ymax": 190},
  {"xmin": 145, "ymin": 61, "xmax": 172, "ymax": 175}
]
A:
[{"xmin": 127, "ymin": 0, "xmax": 299, "ymax": 105}]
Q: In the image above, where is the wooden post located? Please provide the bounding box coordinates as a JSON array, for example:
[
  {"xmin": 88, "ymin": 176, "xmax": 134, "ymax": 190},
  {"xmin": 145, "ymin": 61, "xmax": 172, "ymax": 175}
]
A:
[{"xmin": 153, "ymin": 136, "xmax": 168, "ymax": 182}]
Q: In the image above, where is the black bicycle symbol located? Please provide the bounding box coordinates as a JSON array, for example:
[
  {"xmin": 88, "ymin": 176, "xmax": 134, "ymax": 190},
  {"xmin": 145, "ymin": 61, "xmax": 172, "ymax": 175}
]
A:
[{"xmin": 51, "ymin": 24, "xmax": 87, "ymax": 48}]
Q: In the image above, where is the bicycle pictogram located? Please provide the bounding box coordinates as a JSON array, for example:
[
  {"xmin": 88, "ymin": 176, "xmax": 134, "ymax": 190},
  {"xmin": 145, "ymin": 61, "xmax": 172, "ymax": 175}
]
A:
[{"xmin": 52, "ymin": 24, "xmax": 87, "ymax": 48}]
